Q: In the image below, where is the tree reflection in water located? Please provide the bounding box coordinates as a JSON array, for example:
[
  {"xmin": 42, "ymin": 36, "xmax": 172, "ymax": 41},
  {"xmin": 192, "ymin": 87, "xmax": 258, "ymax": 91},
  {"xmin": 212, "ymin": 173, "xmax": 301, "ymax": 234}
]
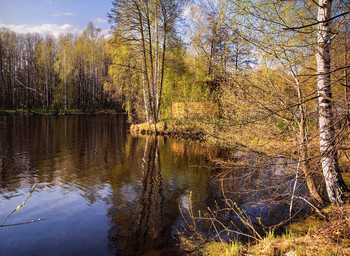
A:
[
  {"xmin": 0, "ymin": 115, "xmax": 215, "ymax": 256},
  {"xmin": 135, "ymin": 136, "xmax": 164, "ymax": 253},
  {"xmin": 107, "ymin": 136, "xmax": 180, "ymax": 256}
]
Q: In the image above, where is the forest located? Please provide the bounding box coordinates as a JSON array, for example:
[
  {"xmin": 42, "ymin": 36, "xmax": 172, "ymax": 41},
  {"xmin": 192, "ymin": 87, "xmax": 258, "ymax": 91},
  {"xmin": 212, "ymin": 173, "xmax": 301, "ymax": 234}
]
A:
[
  {"xmin": 107, "ymin": 0, "xmax": 350, "ymax": 207},
  {"xmin": 0, "ymin": 23, "xmax": 111, "ymax": 112},
  {"xmin": 1, "ymin": 0, "xmax": 350, "ymax": 254}
]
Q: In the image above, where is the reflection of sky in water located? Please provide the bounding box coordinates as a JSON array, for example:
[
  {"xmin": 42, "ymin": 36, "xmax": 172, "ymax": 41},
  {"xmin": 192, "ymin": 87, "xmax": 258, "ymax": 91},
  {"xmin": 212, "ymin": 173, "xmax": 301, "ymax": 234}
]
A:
[
  {"xmin": 0, "ymin": 185, "xmax": 110, "ymax": 256},
  {"xmin": 178, "ymin": 192, "xmax": 191, "ymax": 210},
  {"xmin": 120, "ymin": 184, "xmax": 138, "ymax": 203}
]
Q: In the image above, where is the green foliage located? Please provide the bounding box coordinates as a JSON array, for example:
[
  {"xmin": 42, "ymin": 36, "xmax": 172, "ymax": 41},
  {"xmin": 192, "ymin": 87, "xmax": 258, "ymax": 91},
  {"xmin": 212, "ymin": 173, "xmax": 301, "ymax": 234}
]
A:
[
  {"xmin": 0, "ymin": 23, "xmax": 111, "ymax": 111},
  {"xmin": 105, "ymin": 33, "xmax": 145, "ymax": 122}
]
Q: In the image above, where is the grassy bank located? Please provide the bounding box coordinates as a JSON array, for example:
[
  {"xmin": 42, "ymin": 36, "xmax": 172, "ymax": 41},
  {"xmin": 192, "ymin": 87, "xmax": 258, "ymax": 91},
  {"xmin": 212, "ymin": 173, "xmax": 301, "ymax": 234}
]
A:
[
  {"xmin": 179, "ymin": 203, "xmax": 350, "ymax": 255},
  {"xmin": 130, "ymin": 119, "xmax": 206, "ymax": 140},
  {"xmin": 130, "ymin": 118, "xmax": 298, "ymax": 157}
]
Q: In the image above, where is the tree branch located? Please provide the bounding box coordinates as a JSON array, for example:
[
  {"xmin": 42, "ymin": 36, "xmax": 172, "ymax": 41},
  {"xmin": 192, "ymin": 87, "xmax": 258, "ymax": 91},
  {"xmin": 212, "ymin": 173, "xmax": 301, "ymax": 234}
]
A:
[
  {"xmin": 0, "ymin": 185, "xmax": 46, "ymax": 228},
  {"xmin": 283, "ymin": 11, "xmax": 350, "ymax": 30}
]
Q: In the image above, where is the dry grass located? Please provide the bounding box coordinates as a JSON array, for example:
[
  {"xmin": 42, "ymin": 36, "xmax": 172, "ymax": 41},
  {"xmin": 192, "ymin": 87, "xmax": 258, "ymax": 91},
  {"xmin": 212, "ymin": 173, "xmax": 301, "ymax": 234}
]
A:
[
  {"xmin": 130, "ymin": 119, "xmax": 206, "ymax": 139},
  {"xmin": 181, "ymin": 205, "xmax": 350, "ymax": 256},
  {"xmin": 246, "ymin": 205, "xmax": 350, "ymax": 256}
]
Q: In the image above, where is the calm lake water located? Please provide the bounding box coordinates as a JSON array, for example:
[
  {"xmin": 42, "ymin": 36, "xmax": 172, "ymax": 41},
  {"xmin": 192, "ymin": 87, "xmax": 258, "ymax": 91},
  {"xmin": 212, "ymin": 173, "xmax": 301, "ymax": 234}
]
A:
[
  {"xmin": 0, "ymin": 115, "xmax": 306, "ymax": 255},
  {"xmin": 0, "ymin": 115, "xmax": 220, "ymax": 256}
]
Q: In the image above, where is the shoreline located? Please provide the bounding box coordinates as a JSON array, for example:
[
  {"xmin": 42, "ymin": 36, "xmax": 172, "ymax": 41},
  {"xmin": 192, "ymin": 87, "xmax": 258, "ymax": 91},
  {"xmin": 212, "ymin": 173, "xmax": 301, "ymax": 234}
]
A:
[
  {"xmin": 0, "ymin": 109, "xmax": 126, "ymax": 116},
  {"xmin": 129, "ymin": 120, "xmax": 205, "ymax": 140}
]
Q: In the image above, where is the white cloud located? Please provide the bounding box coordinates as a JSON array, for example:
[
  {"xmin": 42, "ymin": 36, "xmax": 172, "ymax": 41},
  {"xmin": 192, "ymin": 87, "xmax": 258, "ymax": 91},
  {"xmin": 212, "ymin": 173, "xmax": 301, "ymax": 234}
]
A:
[
  {"xmin": 0, "ymin": 22, "xmax": 83, "ymax": 38},
  {"xmin": 52, "ymin": 12, "xmax": 75, "ymax": 17},
  {"xmin": 92, "ymin": 17, "xmax": 107, "ymax": 24},
  {"xmin": 100, "ymin": 29, "xmax": 111, "ymax": 38},
  {"xmin": 46, "ymin": 0, "xmax": 53, "ymax": 4},
  {"xmin": 181, "ymin": 3, "xmax": 201, "ymax": 22}
]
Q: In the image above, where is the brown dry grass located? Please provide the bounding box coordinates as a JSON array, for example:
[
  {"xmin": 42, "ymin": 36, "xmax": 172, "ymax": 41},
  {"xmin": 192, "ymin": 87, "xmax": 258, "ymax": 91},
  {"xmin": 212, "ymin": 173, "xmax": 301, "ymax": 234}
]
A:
[
  {"xmin": 182, "ymin": 205, "xmax": 350, "ymax": 255},
  {"xmin": 246, "ymin": 205, "xmax": 350, "ymax": 256}
]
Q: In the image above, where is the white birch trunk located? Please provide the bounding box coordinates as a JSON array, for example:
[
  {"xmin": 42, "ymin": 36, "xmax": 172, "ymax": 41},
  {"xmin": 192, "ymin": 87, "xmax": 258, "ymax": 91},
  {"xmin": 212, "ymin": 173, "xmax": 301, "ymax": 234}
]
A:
[
  {"xmin": 316, "ymin": 0, "xmax": 349, "ymax": 205},
  {"xmin": 142, "ymin": 61, "xmax": 149, "ymax": 122}
]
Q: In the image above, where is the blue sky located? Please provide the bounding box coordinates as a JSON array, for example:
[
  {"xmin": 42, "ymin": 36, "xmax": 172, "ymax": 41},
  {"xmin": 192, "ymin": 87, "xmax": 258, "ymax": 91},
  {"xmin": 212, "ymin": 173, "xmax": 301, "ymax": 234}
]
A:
[{"xmin": 0, "ymin": 0, "xmax": 113, "ymax": 37}]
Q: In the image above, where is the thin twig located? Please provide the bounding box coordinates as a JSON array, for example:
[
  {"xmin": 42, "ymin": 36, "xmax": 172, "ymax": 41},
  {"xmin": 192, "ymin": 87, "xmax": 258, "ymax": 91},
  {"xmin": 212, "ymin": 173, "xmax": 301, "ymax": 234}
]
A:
[
  {"xmin": 0, "ymin": 218, "xmax": 47, "ymax": 227},
  {"xmin": 295, "ymin": 196, "xmax": 328, "ymax": 220},
  {"xmin": 0, "ymin": 185, "xmax": 45, "ymax": 227}
]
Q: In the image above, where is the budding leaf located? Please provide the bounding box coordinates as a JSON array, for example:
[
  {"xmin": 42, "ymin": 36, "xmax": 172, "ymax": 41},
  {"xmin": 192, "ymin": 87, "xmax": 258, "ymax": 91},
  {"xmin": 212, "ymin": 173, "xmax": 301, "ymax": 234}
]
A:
[{"xmin": 16, "ymin": 206, "xmax": 21, "ymax": 212}]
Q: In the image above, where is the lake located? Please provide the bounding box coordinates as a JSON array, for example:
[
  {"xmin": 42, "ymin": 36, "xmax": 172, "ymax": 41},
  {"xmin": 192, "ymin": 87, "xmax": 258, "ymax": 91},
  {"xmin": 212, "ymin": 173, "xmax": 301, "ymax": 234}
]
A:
[
  {"xmin": 0, "ymin": 115, "xmax": 305, "ymax": 255},
  {"xmin": 0, "ymin": 115, "xmax": 220, "ymax": 256}
]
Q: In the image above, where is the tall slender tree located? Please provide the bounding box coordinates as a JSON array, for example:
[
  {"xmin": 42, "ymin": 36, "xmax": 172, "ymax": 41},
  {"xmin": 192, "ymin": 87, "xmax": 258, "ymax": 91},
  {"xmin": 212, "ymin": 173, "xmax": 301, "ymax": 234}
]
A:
[
  {"xmin": 108, "ymin": 0, "xmax": 186, "ymax": 128},
  {"xmin": 316, "ymin": 0, "xmax": 349, "ymax": 205}
]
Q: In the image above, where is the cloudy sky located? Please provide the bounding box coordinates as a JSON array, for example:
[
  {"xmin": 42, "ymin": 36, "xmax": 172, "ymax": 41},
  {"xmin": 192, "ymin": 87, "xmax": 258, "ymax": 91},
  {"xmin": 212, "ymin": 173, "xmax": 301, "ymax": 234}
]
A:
[{"xmin": 0, "ymin": 0, "xmax": 113, "ymax": 37}]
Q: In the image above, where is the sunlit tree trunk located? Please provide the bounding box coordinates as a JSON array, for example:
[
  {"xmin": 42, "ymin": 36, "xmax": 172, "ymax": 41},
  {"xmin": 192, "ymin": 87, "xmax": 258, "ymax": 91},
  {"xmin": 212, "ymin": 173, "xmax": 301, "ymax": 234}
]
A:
[
  {"xmin": 344, "ymin": 23, "xmax": 349, "ymax": 116},
  {"xmin": 145, "ymin": 1, "xmax": 158, "ymax": 130},
  {"xmin": 316, "ymin": 0, "xmax": 349, "ymax": 205},
  {"xmin": 157, "ymin": 5, "xmax": 167, "ymax": 119},
  {"xmin": 295, "ymin": 80, "xmax": 325, "ymax": 205},
  {"xmin": 142, "ymin": 61, "xmax": 150, "ymax": 123}
]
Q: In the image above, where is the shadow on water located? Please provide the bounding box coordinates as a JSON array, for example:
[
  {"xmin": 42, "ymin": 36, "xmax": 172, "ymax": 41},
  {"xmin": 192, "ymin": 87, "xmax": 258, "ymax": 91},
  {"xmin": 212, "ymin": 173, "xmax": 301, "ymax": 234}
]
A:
[{"xmin": 183, "ymin": 152, "xmax": 312, "ymax": 244}]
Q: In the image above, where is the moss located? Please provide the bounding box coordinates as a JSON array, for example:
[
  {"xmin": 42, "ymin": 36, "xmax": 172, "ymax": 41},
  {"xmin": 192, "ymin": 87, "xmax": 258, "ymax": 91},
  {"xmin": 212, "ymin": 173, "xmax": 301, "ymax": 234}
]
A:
[
  {"xmin": 342, "ymin": 172, "xmax": 350, "ymax": 188},
  {"xmin": 199, "ymin": 242, "xmax": 228, "ymax": 256},
  {"xmin": 286, "ymin": 216, "xmax": 324, "ymax": 236}
]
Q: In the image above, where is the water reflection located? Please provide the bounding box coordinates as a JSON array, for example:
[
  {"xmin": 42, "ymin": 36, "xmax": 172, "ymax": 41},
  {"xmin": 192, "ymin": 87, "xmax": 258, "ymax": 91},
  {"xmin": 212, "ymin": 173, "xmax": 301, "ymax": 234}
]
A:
[
  {"xmin": 0, "ymin": 115, "xmax": 214, "ymax": 255},
  {"xmin": 204, "ymin": 152, "xmax": 309, "ymax": 241},
  {"xmin": 106, "ymin": 136, "xmax": 167, "ymax": 255},
  {"xmin": 105, "ymin": 135, "xmax": 213, "ymax": 255},
  {"xmin": 0, "ymin": 115, "xmax": 308, "ymax": 255},
  {"xmin": 136, "ymin": 137, "xmax": 164, "ymax": 252}
]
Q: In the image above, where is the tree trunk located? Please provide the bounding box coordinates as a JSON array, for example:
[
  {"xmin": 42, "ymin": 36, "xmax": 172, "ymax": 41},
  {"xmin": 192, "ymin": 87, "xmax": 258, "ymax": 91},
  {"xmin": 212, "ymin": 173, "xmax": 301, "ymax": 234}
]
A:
[
  {"xmin": 145, "ymin": 4, "xmax": 158, "ymax": 132},
  {"xmin": 296, "ymin": 81, "xmax": 325, "ymax": 205},
  {"xmin": 344, "ymin": 24, "xmax": 349, "ymax": 117},
  {"xmin": 316, "ymin": 0, "xmax": 349, "ymax": 205},
  {"xmin": 157, "ymin": 7, "xmax": 167, "ymax": 119},
  {"xmin": 142, "ymin": 61, "xmax": 149, "ymax": 123},
  {"xmin": 136, "ymin": 0, "xmax": 154, "ymax": 130}
]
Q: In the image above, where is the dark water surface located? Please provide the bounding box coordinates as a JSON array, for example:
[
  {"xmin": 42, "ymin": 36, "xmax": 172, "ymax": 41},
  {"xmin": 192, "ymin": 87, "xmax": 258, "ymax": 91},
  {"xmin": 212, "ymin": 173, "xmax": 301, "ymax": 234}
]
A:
[{"xmin": 0, "ymin": 115, "xmax": 218, "ymax": 256}]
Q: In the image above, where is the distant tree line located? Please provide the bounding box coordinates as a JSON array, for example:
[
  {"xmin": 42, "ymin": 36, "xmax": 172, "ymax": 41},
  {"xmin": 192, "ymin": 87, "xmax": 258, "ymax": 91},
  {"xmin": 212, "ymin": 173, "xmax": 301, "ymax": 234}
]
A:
[{"xmin": 0, "ymin": 23, "xmax": 114, "ymax": 112}]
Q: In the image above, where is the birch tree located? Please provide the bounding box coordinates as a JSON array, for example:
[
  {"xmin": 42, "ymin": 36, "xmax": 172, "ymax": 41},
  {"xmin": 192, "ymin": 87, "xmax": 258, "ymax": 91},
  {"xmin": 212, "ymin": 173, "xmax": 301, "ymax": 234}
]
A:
[
  {"xmin": 55, "ymin": 34, "xmax": 74, "ymax": 113},
  {"xmin": 316, "ymin": 0, "xmax": 349, "ymax": 205},
  {"xmin": 108, "ymin": 0, "xmax": 186, "ymax": 127},
  {"xmin": 223, "ymin": 0, "xmax": 350, "ymax": 205}
]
